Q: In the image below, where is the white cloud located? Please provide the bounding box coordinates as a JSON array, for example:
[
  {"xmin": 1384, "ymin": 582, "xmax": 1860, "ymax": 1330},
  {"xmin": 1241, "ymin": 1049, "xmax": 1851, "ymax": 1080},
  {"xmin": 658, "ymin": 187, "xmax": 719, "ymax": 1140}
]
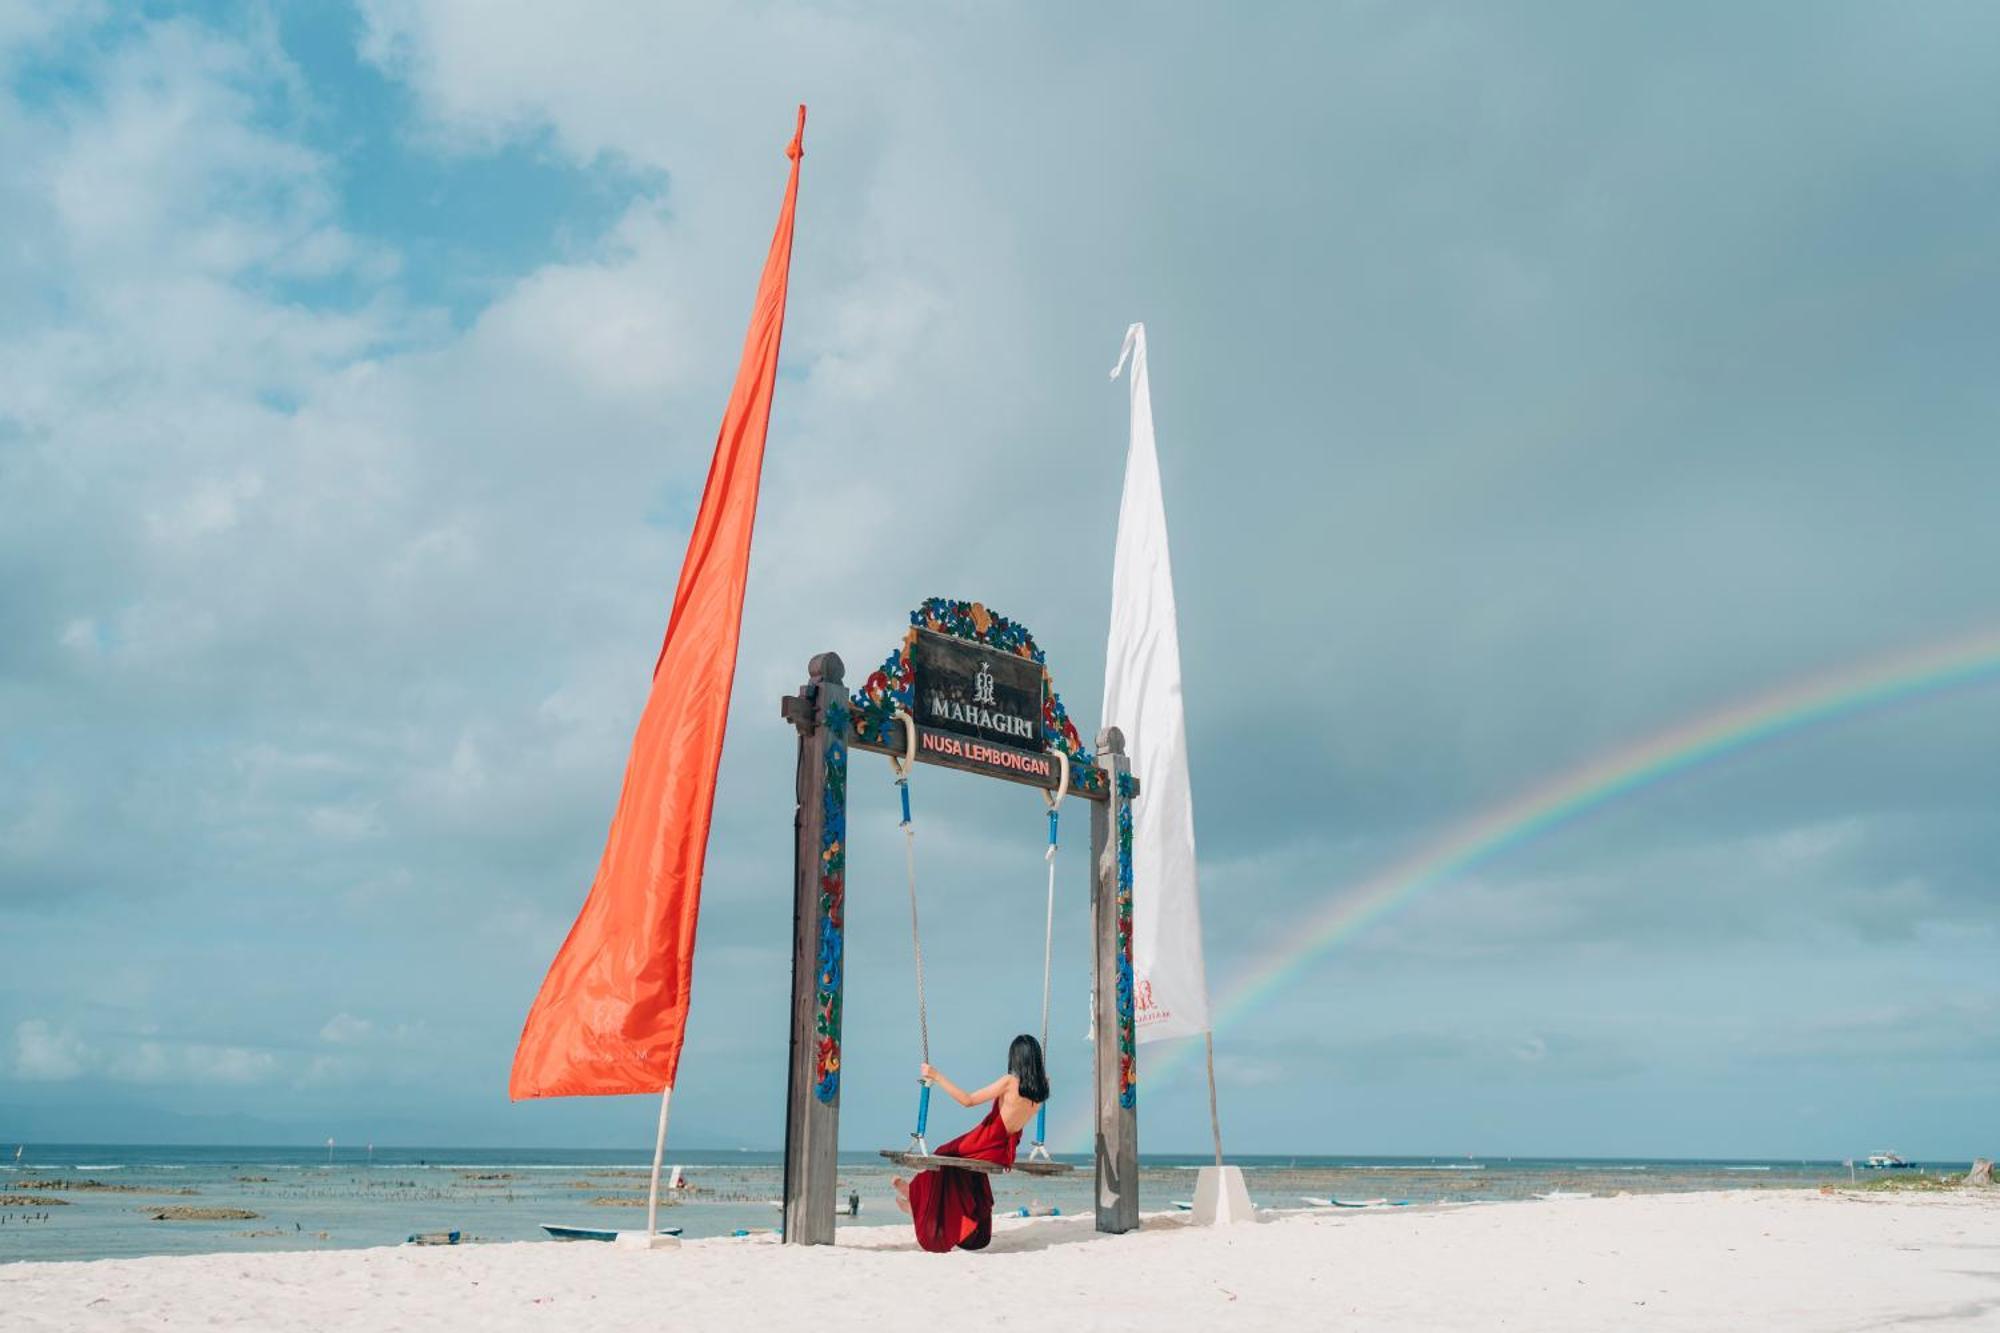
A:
[
  {"xmin": 107, "ymin": 1040, "xmax": 278, "ymax": 1085},
  {"xmin": 13, "ymin": 1019, "xmax": 92, "ymax": 1081},
  {"xmin": 307, "ymin": 802, "xmax": 383, "ymax": 842},
  {"xmin": 0, "ymin": 0, "xmax": 98, "ymax": 66},
  {"xmin": 57, "ymin": 617, "xmax": 100, "ymax": 655},
  {"xmin": 320, "ymin": 1013, "xmax": 373, "ymax": 1045},
  {"xmin": 145, "ymin": 471, "xmax": 265, "ymax": 546},
  {"xmin": 357, "ymin": 1, "xmax": 898, "ymax": 168},
  {"xmin": 298, "ymin": 1052, "xmax": 357, "ymax": 1087},
  {"xmin": 469, "ymin": 210, "xmax": 702, "ymax": 402},
  {"xmin": 178, "ymin": 1043, "xmax": 279, "ymax": 1085},
  {"xmin": 6, "ymin": 1014, "xmax": 288, "ymax": 1087},
  {"xmin": 45, "ymin": 21, "xmax": 357, "ymax": 287}
]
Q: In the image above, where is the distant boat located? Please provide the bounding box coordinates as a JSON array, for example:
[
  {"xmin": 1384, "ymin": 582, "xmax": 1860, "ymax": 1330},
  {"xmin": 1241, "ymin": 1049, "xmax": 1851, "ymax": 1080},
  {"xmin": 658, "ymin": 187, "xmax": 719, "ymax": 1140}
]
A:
[
  {"xmin": 541, "ymin": 1224, "xmax": 683, "ymax": 1243},
  {"xmin": 1861, "ymin": 1152, "xmax": 1917, "ymax": 1170},
  {"xmin": 1301, "ymin": 1196, "xmax": 1409, "ymax": 1208},
  {"xmin": 406, "ymin": 1230, "xmax": 461, "ymax": 1246}
]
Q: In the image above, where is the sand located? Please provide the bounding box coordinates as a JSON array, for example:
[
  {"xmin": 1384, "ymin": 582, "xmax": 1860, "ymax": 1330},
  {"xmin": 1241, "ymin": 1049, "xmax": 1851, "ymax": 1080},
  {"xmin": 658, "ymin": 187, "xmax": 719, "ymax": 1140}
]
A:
[{"xmin": 5, "ymin": 1189, "xmax": 1998, "ymax": 1330}]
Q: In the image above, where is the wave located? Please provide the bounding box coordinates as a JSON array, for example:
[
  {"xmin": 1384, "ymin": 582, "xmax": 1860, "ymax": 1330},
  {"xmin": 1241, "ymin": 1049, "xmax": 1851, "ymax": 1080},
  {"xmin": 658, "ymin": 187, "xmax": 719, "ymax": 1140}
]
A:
[
  {"xmin": 371, "ymin": 1162, "xmax": 663, "ymax": 1171},
  {"xmin": 74, "ymin": 1165, "xmax": 125, "ymax": 1171},
  {"xmin": 1357, "ymin": 1164, "xmax": 1485, "ymax": 1171},
  {"xmin": 1722, "ymin": 1166, "xmax": 1773, "ymax": 1171}
]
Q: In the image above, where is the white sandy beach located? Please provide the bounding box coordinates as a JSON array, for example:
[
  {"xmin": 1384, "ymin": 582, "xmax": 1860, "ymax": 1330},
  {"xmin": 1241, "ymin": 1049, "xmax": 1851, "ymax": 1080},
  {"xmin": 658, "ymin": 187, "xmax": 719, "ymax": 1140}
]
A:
[{"xmin": 6, "ymin": 1189, "xmax": 1998, "ymax": 1331}]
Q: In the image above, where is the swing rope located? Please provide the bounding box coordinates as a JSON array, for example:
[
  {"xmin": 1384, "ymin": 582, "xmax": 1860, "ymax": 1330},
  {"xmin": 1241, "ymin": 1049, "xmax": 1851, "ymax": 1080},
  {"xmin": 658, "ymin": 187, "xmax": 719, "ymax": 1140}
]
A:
[
  {"xmin": 1028, "ymin": 747, "xmax": 1069, "ymax": 1161},
  {"xmin": 891, "ymin": 710, "xmax": 932, "ymax": 1155}
]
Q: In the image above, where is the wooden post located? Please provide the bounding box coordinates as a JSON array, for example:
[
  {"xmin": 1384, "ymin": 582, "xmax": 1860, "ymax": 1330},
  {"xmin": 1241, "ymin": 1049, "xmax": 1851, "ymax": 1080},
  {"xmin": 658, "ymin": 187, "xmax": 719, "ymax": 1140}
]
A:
[
  {"xmin": 1091, "ymin": 726, "xmax": 1139, "ymax": 1233},
  {"xmin": 781, "ymin": 652, "xmax": 848, "ymax": 1245}
]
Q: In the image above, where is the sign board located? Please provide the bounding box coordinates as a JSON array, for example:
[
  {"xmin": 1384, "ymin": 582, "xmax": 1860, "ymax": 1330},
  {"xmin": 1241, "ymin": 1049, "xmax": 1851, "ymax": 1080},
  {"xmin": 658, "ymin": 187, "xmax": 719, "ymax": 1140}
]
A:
[
  {"xmin": 843, "ymin": 599, "xmax": 1110, "ymax": 799},
  {"xmin": 913, "ymin": 728, "xmax": 1058, "ymax": 784},
  {"xmin": 910, "ymin": 629, "xmax": 1044, "ymax": 750}
]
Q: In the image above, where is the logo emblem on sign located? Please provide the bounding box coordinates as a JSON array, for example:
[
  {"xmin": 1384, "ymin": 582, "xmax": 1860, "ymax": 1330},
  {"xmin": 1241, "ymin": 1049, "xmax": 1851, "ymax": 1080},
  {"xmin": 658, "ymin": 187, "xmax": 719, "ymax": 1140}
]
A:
[{"xmin": 973, "ymin": 661, "xmax": 998, "ymax": 706}]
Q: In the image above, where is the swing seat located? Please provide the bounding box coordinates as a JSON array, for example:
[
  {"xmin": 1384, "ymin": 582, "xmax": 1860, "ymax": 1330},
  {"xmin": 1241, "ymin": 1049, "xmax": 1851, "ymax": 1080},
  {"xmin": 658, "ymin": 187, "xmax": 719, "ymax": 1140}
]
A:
[
  {"xmin": 1011, "ymin": 1158, "xmax": 1076, "ymax": 1177},
  {"xmin": 878, "ymin": 1149, "xmax": 1004, "ymax": 1175},
  {"xmin": 877, "ymin": 1149, "xmax": 1076, "ymax": 1176}
]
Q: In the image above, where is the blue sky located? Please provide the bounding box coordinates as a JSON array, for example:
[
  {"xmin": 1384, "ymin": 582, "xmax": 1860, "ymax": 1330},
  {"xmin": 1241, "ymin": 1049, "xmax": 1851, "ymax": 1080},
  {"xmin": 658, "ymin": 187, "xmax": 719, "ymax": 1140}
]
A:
[{"xmin": 3, "ymin": 1, "xmax": 1998, "ymax": 1159}]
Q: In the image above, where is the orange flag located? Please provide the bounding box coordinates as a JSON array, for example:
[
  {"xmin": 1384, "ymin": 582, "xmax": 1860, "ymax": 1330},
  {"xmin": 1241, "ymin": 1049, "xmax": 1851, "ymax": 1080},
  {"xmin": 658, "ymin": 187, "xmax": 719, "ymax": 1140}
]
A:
[{"xmin": 510, "ymin": 107, "xmax": 806, "ymax": 1100}]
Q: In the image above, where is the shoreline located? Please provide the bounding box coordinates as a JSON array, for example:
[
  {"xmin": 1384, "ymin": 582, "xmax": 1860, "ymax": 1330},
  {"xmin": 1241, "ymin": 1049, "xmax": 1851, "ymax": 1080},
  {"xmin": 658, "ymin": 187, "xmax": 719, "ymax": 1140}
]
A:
[{"xmin": 6, "ymin": 1188, "xmax": 1997, "ymax": 1330}]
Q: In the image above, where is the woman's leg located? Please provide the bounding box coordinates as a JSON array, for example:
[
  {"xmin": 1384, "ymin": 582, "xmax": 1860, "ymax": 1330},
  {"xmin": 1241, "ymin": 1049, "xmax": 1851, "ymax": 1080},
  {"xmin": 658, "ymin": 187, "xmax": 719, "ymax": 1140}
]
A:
[{"xmin": 892, "ymin": 1176, "xmax": 912, "ymax": 1215}]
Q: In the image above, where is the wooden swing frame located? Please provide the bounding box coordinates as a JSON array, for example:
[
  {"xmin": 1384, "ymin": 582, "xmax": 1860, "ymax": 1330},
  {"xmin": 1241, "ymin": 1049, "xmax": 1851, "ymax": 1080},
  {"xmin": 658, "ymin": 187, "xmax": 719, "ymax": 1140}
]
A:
[{"xmin": 778, "ymin": 637, "xmax": 1141, "ymax": 1246}]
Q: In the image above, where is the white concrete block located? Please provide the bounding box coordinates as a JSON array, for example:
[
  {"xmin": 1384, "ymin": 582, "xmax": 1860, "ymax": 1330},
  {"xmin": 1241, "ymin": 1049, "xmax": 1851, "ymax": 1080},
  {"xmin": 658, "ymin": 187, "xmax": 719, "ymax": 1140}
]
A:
[
  {"xmin": 1191, "ymin": 1165, "xmax": 1256, "ymax": 1225},
  {"xmin": 614, "ymin": 1231, "xmax": 683, "ymax": 1250}
]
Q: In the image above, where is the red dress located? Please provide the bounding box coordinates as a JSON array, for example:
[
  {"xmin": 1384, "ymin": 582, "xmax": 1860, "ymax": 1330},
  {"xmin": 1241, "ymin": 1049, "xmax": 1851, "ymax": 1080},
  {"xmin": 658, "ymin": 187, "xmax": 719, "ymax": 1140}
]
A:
[{"xmin": 907, "ymin": 1103, "xmax": 1020, "ymax": 1253}]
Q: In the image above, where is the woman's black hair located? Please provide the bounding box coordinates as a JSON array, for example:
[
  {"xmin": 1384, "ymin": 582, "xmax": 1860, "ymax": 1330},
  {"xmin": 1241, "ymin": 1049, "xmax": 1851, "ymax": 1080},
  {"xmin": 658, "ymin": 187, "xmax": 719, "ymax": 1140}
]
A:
[{"xmin": 1008, "ymin": 1033, "xmax": 1050, "ymax": 1104}]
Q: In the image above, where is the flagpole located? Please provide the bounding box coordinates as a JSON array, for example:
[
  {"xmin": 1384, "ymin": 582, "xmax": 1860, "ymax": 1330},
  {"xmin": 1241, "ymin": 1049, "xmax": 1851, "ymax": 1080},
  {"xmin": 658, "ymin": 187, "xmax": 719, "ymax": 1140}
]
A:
[
  {"xmin": 1203, "ymin": 1032, "xmax": 1223, "ymax": 1167},
  {"xmin": 644, "ymin": 1084, "xmax": 673, "ymax": 1238}
]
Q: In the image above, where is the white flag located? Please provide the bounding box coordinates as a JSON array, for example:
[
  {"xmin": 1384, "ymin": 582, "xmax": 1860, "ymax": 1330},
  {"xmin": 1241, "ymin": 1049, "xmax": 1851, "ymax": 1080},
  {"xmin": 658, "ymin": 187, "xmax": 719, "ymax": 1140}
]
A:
[{"xmin": 1105, "ymin": 323, "xmax": 1211, "ymax": 1043}]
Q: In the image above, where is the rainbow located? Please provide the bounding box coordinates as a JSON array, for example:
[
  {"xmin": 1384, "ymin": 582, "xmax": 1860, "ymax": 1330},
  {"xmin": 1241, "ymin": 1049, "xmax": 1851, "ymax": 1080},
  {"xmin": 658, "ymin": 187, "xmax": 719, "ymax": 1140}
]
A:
[{"xmin": 1057, "ymin": 626, "xmax": 2000, "ymax": 1147}]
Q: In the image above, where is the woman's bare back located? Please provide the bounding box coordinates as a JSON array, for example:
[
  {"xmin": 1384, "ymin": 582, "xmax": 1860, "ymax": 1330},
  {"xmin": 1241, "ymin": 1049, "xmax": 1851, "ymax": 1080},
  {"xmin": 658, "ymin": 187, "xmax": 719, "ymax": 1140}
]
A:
[{"xmin": 996, "ymin": 1077, "xmax": 1040, "ymax": 1134}]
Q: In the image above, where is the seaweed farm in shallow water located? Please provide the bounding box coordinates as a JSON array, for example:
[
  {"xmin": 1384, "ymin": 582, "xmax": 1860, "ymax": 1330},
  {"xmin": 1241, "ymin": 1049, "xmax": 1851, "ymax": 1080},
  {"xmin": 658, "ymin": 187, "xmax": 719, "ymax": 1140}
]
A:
[{"xmin": 0, "ymin": 1145, "xmax": 1966, "ymax": 1263}]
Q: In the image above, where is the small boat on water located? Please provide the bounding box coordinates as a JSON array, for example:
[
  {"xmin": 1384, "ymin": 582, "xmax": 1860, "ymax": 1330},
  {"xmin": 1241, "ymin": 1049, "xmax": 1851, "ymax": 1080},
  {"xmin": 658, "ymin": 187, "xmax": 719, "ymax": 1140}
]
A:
[
  {"xmin": 1301, "ymin": 1196, "xmax": 1409, "ymax": 1209},
  {"xmin": 540, "ymin": 1224, "xmax": 684, "ymax": 1242},
  {"xmin": 1861, "ymin": 1152, "xmax": 1917, "ymax": 1170},
  {"xmin": 406, "ymin": 1230, "xmax": 461, "ymax": 1246}
]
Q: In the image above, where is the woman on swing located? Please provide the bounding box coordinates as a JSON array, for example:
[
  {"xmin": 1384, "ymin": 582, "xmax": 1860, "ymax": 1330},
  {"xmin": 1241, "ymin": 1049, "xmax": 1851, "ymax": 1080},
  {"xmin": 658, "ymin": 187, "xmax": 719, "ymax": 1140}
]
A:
[{"xmin": 893, "ymin": 1034, "xmax": 1049, "ymax": 1253}]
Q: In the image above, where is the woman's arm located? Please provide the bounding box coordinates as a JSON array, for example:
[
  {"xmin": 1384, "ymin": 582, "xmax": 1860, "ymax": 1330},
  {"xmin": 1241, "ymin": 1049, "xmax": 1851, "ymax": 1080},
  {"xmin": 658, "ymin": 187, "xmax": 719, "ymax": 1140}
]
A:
[{"xmin": 921, "ymin": 1064, "xmax": 1014, "ymax": 1108}]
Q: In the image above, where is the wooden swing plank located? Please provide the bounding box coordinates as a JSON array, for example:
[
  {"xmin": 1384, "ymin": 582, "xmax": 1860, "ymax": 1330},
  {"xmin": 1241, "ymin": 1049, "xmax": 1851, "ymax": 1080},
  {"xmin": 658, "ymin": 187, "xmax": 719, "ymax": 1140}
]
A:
[
  {"xmin": 878, "ymin": 1149, "xmax": 1004, "ymax": 1175},
  {"xmin": 877, "ymin": 1149, "xmax": 1077, "ymax": 1176},
  {"xmin": 1011, "ymin": 1159, "xmax": 1077, "ymax": 1177}
]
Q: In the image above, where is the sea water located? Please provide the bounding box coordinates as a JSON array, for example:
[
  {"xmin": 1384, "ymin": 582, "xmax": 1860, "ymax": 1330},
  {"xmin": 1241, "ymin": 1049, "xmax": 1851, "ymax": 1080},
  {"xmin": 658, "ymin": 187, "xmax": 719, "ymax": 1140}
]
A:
[{"xmin": 0, "ymin": 1144, "xmax": 1958, "ymax": 1264}]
